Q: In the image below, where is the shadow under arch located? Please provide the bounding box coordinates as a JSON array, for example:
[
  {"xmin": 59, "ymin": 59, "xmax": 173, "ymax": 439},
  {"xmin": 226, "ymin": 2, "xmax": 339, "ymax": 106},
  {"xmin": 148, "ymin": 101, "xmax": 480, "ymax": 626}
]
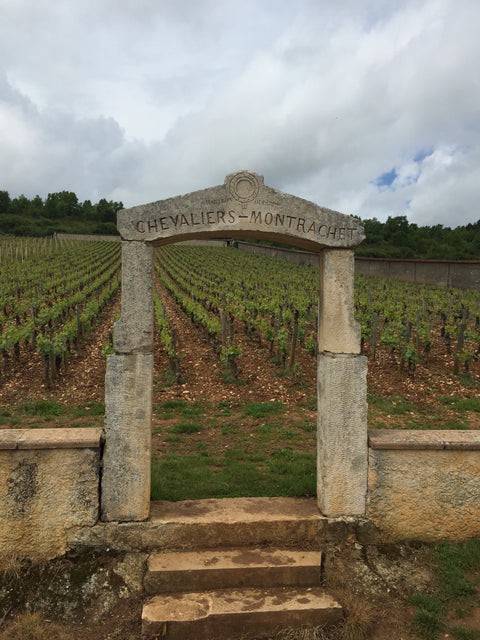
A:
[{"xmin": 101, "ymin": 171, "xmax": 368, "ymax": 523}]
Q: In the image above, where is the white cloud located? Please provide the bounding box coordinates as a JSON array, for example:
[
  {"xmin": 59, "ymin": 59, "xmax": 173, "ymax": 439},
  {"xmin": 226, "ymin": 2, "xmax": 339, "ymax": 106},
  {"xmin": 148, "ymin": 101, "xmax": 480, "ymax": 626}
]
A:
[{"xmin": 0, "ymin": 0, "xmax": 479, "ymax": 228}]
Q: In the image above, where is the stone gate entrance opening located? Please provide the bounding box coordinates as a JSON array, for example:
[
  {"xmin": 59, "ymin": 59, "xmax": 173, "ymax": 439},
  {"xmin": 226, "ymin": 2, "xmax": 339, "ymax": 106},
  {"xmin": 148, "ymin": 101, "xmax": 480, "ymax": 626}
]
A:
[{"xmin": 102, "ymin": 171, "xmax": 367, "ymax": 522}]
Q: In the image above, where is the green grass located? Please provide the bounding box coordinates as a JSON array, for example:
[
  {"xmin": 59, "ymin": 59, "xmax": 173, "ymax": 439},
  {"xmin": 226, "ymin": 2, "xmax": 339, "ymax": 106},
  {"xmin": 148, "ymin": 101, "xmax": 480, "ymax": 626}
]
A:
[
  {"xmin": 20, "ymin": 399, "xmax": 66, "ymax": 420},
  {"xmin": 439, "ymin": 396, "xmax": 480, "ymax": 412},
  {"xmin": 71, "ymin": 402, "xmax": 105, "ymax": 418},
  {"xmin": 408, "ymin": 539, "xmax": 480, "ymax": 639},
  {"xmin": 442, "ymin": 419, "xmax": 470, "ymax": 430},
  {"xmin": 168, "ymin": 422, "xmax": 204, "ymax": 434},
  {"xmin": 408, "ymin": 592, "xmax": 444, "ymax": 616},
  {"xmin": 156, "ymin": 399, "xmax": 206, "ymax": 419},
  {"xmin": 152, "ymin": 396, "xmax": 316, "ymax": 499},
  {"xmin": 159, "ymin": 369, "xmax": 177, "ymax": 388},
  {"xmin": 411, "ymin": 608, "xmax": 445, "ymax": 639},
  {"xmin": 216, "ymin": 400, "xmax": 234, "ymax": 416},
  {"xmin": 454, "ymin": 373, "xmax": 480, "ymax": 390},
  {"xmin": 450, "ymin": 627, "xmax": 480, "ymax": 640},
  {"xmin": 0, "ymin": 398, "xmax": 106, "ymax": 428},
  {"xmin": 303, "ymin": 395, "xmax": 317, "ymax": 411},
  {"xmin": 368, "ymin": 391, "xmax": 479, "ymax": 430},
  {"xmin": 164, "ymin": 434, "xmax": 182, "ymax": 443},
  {"xmin": 221, "ymin": 423, "xmax": 239, "ymax": 436},
  {"xmin": 150, "ymin": 449, "xmax": 316, "ymax": 501},
  {"xmin": 298, "ymin": 422, "xmax": 316, "ymax": 433},
  {"xmin": 243, "ymin": 401, "xmax": 285, "ymax": 418},
  {"xmin": 0, "ymin": 412, "xmax": 15, "ymax": 426},
  {"xmin": 368, "ymin": 394, "xmax": 415, "ymax": 415}
]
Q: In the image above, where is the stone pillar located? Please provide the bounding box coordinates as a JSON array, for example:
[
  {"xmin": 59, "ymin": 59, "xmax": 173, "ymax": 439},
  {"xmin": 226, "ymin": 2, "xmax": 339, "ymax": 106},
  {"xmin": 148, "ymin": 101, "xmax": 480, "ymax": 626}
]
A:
[
  {"xmin": 102, "ymin": 353, "xmax": 153, "ymax": 521},
  {"xmin": 101, "ymin": 241, "xmax": 154, "ymax": 521},
  {"xmin": 114, "ymin": 240, "xmax": 154, "ymax": 354},
  {"xmin": 317, "ymin": 250, "xmax": 368, "ymax": 516}
]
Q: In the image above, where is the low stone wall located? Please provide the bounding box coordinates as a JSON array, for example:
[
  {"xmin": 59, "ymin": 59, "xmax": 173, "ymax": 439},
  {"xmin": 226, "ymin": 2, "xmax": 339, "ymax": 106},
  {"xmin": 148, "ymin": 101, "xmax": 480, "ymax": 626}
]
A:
[
  {"xmin": 180, "ymin": 239, "xmax": 229, "ymax": 248},
  {"xmin": 0, "ymin": 428, "xmax": 102, "ymax": 567},
  {"xmin": 54, "ymin": 233, "xmax": 120, "ymax": 242},
  {"xmin": 1, "ymin": 427, "xmax": 479, "ymax": 565},
  {"xmin": 356, "ymin": 257, "xmax": 480, "ymax": 290},
  {"xmin": 367, "ymin": 430, "xmax": 480, "ymax": 542}
]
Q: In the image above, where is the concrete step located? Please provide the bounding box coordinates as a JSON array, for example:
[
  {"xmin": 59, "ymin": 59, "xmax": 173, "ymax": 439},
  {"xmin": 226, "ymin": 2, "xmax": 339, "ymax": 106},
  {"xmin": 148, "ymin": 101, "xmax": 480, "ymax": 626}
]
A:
[
  {"xmin": 142, "ymin": 586, "xmax": 342, "ymax": 640},
  {"xmin": 145, "ymin": 547, "xmax": 322, "ymax": 594}
]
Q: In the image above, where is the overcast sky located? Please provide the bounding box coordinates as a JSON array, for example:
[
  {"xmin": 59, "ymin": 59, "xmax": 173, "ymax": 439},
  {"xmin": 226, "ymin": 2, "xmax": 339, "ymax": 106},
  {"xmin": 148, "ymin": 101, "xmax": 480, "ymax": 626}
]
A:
[{"xmin": 1, "ymin": 0, "xmax": 479, "ymax": 227}]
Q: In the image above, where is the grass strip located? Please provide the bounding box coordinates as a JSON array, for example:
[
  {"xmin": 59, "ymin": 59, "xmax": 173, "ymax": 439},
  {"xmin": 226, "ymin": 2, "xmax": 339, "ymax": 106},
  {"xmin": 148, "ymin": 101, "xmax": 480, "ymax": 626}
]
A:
[
  {"xmin": 408, "ymin": 539, "xmax": 480, "ymax": 639},
  {"xmin": 151, "ymin": 449, "xmax": 315, "ymax": 501}
]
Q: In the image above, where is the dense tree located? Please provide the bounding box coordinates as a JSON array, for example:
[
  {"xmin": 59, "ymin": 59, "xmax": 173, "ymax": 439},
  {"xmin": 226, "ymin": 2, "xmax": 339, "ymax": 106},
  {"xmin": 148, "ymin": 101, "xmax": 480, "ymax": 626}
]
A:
[
  {"xmin": 0, "ymin": 190, "xmax": 10, "ymax": 215},
  {"xmin": 95, "ymin": 198, "xmax": 123, "ymax": 224},
  {"xmin": 45, "ymin": 191, "xmax": 81, "ymax": 219},
  {"xmin": 357, "ymin": 215, "xmax": 480, "ymax": 260},
  {"xmin": 0, "ymin": 190, "xmax": 122, "ymax": 237},
  {"xmin": 9, "ymin": 195, "xmax": 32, "ymax": 217}
]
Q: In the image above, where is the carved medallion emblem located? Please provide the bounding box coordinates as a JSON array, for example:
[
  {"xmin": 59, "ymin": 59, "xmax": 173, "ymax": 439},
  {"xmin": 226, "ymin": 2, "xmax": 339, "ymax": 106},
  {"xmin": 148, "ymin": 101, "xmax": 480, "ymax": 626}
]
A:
[{"xmin": 228, "ymin": 171, "xmax": 260, "ymax": 203}]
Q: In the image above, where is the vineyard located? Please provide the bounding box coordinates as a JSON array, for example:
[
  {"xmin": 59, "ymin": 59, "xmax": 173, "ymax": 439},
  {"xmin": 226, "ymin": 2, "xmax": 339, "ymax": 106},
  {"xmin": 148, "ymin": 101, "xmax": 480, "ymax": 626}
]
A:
[
  {"xmin": 0, "ymin": 238, "xmax": 479, "ymax": 441},
  {"xmin": 0, "ymin": 237, "xmax": 120, "ymax": 387},
  {"xmin": 154, "ymin": 244, "xmax": 480, "ymax": 382}
]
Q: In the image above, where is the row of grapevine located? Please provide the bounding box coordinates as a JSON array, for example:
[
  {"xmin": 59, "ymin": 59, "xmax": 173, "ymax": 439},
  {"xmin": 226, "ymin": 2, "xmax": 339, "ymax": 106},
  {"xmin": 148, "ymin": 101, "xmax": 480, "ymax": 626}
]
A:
[
  {"xmin": 0, "ymin": 238, "xmax": 121, "ymax": 384},
  {"xmin": 354, "ymin": 275, "xmax": 480, "ymax": 374},
  {"xmin": 2, "ymin": 239, "xmax": 478, "ymax": 386},
  {"xmin": 154, "ymin": 255, "xmax": 228, "ymax": 367},
  {"xmin": 155, "ymin": 246, "xmax": 316, "ymax": 373},
  {"xmin": 154, "ymin": 289, "xmax": 182, "ymax": 383},
  {"xmin": 155, "ymin": 245, "xmax": 480, "ymax": 377}
]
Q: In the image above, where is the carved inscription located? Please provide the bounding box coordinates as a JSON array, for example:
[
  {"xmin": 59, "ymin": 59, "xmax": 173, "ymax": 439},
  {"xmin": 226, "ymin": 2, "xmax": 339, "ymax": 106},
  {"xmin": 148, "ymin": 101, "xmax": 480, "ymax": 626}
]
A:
[
  {"xmin": 135, "ymin": 208, "xmax": 358, "ymax": 241},
  {"xmin": 136, "ymin": 211, "xmax": 235, "ymax": 233}
]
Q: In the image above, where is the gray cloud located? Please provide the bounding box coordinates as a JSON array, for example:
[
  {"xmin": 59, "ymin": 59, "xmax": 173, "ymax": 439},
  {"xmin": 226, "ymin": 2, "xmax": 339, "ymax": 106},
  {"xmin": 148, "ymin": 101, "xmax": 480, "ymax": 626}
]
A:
[{"xmin": 0, "ymin": 0, "xmax": 479, "ymax": 227}]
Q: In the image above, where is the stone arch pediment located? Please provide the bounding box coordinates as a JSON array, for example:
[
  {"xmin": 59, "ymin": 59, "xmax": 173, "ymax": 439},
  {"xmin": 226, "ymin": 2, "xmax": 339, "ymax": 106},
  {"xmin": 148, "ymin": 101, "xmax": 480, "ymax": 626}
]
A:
[{"xmin": 118, "ymin": 171, "xmax": 364, "ymax": 252}]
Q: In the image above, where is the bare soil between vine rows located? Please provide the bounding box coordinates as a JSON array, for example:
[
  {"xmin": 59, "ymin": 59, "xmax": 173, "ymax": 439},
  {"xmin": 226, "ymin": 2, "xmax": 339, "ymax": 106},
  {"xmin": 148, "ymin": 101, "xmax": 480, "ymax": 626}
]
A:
[{"xmin": 1, "ymin": 282, "xmax": 480, "ymax": 436}]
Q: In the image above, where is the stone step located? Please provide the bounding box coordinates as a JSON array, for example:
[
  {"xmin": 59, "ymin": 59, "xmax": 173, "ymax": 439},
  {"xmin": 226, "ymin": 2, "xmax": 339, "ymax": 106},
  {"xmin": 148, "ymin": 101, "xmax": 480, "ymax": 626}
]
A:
[
  {"xmin": 144, "ymin": 547, "xmax": 322, "ymax": 594},
  {"xmin": 69, "ymin": 497, "xmax": 371, "ymax": 554},
  {"xmin": 142, "ymin": 586, "xmax": 342, "ymax": 640}
]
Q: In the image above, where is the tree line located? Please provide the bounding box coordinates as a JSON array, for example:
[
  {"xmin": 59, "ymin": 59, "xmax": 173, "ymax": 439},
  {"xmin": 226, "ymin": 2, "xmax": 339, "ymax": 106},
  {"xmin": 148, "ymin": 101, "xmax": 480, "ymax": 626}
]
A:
[
  {"xmin": 1, "ymin": 190, "xmax": 479, "ymax": 259},
  {"xmin": 358, "ymin": 215, "xmax": 480, "ymax": 260},
  {"xmin": 0, "ymin": 190, "xmax": 122, "ymax": 237}
]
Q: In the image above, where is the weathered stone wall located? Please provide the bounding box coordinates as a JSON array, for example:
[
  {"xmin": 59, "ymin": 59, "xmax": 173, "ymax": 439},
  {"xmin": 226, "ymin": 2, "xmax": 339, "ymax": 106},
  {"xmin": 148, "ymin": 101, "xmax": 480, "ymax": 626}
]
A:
[
  {"xmin": 367, "ymin": 430, "xmax": 480, "ymax": 541},
  {"xmin": 54, "ymin": 233, "xmax": 120, "ymax": 242},
  {"xmin": 356, "ymin": 257, "xmax": 480, "ymax": 290},
  {"xmin": 0, "ymin": 429, "xmax": 102, "ymax": 567}
]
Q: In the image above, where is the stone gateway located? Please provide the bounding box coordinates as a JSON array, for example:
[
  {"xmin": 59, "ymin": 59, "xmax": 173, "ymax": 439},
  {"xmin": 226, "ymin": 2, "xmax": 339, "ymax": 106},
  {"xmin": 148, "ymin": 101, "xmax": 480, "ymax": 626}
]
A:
[{"xmin": 102, "ymin": 171, "xmax": 368, "ymax": 522}]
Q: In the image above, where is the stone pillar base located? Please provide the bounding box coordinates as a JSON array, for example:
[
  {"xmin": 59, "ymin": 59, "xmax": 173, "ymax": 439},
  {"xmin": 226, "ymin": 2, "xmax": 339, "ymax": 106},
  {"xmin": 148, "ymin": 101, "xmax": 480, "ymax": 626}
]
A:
[
  {"xmin": 317, "ymin": 353, "xmax": 368, "ymax": 516},
  {"xmin": 102, "ymin": 353, "xmax": 153, "ymax": 521}
]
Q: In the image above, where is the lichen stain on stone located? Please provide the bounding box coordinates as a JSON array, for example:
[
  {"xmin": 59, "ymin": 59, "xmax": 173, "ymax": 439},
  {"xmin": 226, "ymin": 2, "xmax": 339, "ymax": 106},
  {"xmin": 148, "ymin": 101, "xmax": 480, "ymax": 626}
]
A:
[
  {"xmin": 436, "ymin": 471, "xmax": 478, "ymax": 508},
  {"xmin": 7, "ymin": 460, "xmax": 38, "ymax": 517}
]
